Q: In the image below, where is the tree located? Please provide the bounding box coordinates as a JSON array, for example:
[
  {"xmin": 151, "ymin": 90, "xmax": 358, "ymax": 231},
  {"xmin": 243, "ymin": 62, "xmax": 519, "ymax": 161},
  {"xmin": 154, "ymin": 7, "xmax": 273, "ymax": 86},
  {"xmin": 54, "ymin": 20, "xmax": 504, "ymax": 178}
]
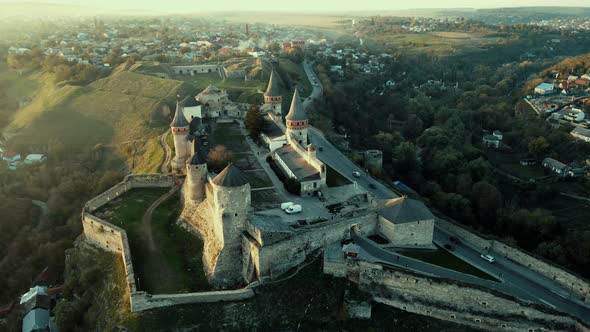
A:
[
  {"xmin": 392, "ymin": 142, "xmax": 420, "ymax": 174},
  {"xmin": 471, "ymin": 181, "xmax": 502, "ymax": 225},
  {"xmin": 244, "ymin": 105, "xmax": 265, "ymax": 138},
  {"xmin": 54, "ymin": 64, "xmax": 73, "ymax": 83},
  {"xmin": 207, "ymin": 145, "xmax": 233, "ymax": 173},
  {"xmin": 528, "ymin": 136, "xmax": 550, "ymax": 158},
  {"xmin": 403, "ymin": 115, "xmax": 424, "ymax": 140}
]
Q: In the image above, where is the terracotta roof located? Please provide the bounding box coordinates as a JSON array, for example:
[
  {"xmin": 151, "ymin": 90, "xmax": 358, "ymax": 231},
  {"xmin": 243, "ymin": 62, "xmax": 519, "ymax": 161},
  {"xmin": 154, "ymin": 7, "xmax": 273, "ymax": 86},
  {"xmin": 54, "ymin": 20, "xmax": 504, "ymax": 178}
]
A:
[
  {"xmin": 171, "ymin": 102, "xmax": 189, "ymax": 128},
  {"xmin": 285, "ymin": 88, "xmax": 307, "ymax": 121},
  {"xmin": 264, "ymin": 69, "xmax": 281, "ymax": 97},
  {"xmin": 212, "ymin": 163, "xmax": 249, "ymax": 187}
]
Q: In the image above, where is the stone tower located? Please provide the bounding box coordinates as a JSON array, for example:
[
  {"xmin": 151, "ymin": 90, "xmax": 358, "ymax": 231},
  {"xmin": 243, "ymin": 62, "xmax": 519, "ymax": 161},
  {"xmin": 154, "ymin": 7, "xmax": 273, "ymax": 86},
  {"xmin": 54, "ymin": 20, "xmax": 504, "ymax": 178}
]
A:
[
  {"xmin": 170, "ymin": 101, "xmax": 190, "ymax": 172},
  {"xmin": 285, "ymin": 88, "xmax": 308, "ymax": 146},
  {"xmin": 208, "ymin": 164, "xmax": 251, "ymax": 287},
  {"xmin": 263, "ymin": 69, "xmax": 282, "ymax": 116},
  {"xmin": 185, "ymin": 139, "xmax": 208, "ymax": 202}
]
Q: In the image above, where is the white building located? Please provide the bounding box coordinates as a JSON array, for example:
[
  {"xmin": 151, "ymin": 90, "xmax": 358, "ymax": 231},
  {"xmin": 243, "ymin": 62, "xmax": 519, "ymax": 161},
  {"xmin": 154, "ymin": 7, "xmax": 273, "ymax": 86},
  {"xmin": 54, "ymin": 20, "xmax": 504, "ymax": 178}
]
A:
[{"xmin": 534, "ymin": 82, "xmax": 555, "ymax": 95}]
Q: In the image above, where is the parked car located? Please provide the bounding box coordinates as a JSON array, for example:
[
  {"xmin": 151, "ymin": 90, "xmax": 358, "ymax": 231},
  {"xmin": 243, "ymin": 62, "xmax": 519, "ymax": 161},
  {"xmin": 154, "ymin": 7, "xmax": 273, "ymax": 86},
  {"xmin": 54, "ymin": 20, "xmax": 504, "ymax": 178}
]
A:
[
  {"xmin": 444, "ymin": 244, "xmax": 455, "ymax": 251},
  {"xmin": 449, "ymin": 236, "xmax": 461, "ymax": 245},
  {"xmin": 480, "ymin": 254, "xmax": 495, "ymax": 263},
  {"xmin": 369, "ymin": 183, "xmax": 376, "ymax": 189},
  {"xmin": 285, "ymin": 204, "xmax": 303, "ymax": 214},
  {"xmin": 318, "ymin": 146, "xmax": 323, "ymax": 152},
  {"xmin": 352, "ymin": 171, "xmax": 361, "ymax": 178},
  {"xmin": 280, "ymin": 202, "xmax": 294, "ymax": 211}
]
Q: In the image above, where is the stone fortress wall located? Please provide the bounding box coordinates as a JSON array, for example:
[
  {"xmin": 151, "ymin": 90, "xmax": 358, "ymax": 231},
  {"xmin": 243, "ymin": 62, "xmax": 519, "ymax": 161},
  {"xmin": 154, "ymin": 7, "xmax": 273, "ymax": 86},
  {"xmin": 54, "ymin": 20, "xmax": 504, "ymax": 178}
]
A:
[
  {"xmin": 81, "ymin": 174, "xmax": 255, "ymax": 312},
  {"xmin": 244, "ymin": 211, "xmax": 379, "ymax": 281},
  {"xmin": 437, "ymin": 219, "xmax": 590, "ymax": 304},
  {"xmin": 329, "ymin": 260, "xmax": 588, "ymax": 332},
  {"xmin": 171, "ymin": 64, "xmax": 221, "ymax": 76}
]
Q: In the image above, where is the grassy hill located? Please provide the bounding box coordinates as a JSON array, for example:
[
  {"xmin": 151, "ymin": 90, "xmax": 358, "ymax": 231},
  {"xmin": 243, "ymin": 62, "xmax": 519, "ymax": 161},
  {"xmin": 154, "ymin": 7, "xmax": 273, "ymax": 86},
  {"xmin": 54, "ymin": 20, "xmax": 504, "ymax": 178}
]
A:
[{"xmin": 5, "ymin": 68, "xmax": 188, "ymax": 173}]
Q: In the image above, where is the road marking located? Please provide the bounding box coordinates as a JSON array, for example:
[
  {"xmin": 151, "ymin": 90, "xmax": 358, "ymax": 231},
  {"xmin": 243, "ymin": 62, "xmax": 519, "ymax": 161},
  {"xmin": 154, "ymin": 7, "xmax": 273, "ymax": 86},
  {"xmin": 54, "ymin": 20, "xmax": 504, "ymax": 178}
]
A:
[
  {"xmin": 539, "ymin": 298, "xmax": 556, "ymax": 308},
  {"xmin": 551, "ymin": 290, "xmax": 568, "ymax": 299}
]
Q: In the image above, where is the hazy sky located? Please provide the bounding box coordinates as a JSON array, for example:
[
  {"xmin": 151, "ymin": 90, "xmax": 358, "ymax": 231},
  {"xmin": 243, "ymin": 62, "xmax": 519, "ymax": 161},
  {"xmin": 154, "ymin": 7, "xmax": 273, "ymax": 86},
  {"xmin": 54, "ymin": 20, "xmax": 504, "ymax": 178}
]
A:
[{"xmin": 4, "ymin": 0, "xmax": 590, "ymax": 12}]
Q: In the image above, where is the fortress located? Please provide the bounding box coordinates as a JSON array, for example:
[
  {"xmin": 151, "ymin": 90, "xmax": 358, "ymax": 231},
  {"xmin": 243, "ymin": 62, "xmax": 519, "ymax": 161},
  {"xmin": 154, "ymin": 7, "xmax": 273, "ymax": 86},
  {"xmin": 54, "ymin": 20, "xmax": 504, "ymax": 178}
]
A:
[
  {"xmin": 170, "ymin": 73, "xmax": 435, "ymax": 288},
  {"xmin": 80, "ymin": 69, "xmax": 590, "ymax": 330}
]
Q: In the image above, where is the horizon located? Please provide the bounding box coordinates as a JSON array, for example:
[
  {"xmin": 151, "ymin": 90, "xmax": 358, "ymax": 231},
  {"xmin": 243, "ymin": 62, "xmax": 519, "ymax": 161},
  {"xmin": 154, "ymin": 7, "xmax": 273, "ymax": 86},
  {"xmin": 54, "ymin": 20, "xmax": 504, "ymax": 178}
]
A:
[{"xmin": 1, "ymin": 0, "xmax": 590, "ymax": 14}]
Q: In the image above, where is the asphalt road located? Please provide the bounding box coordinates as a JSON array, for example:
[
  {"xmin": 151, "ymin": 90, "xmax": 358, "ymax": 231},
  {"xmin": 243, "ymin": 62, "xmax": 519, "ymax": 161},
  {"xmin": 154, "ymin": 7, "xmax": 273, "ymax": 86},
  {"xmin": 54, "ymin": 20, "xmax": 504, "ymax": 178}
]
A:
[{"xmin": 300, "ymin": 64, "xmax": 590, "ymax": 322}]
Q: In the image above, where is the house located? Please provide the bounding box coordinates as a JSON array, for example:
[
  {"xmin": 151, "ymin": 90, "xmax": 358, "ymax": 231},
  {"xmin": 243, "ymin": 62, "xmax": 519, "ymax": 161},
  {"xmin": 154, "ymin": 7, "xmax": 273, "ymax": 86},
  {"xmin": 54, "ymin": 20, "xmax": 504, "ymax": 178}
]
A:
[
  {"xmin": 260, "ymin": 115, "xmax": 287, "ymax": 152},
  {"xmin": 24, "ymin": 154, "xmax": 47, "ymax": 165},
  {"xmin": 542, "ymin": 158, "xmax": 570, "ymax": 176},
  {"xmin": 571, "ymin": 127, "xmax": 590, "ymax": 142},
  {"xmin": 534, "ymin": 82, "xmax": 555, "ymax": 95},
  {"xmin": 483, "ymin": 134, "xmax": 501, "ymax": 149}
]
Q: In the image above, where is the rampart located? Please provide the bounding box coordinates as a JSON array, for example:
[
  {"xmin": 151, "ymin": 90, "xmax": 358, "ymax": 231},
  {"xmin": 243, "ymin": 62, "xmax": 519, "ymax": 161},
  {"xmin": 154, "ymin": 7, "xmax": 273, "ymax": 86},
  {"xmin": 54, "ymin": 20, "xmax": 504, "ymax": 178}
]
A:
[
  {"xmin": 81, "ymin": 173, "xmax": 254, "ymax": 312},
  {"xmin": 246, "ymin": 212, "xmax": 378, "ymax": 279},
  {"xmin": 337, "ymin": 260, "xmax": 587, "ymax": 331},
  {"xmin": 437, "ymin": 218, "xmax": 590, "ymax": 304}
]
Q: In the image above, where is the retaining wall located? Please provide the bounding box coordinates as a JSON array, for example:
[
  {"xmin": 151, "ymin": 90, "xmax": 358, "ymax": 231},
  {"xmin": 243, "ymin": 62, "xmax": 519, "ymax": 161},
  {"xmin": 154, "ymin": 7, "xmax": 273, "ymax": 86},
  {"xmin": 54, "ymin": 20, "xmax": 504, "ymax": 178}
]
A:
[
  {"xmin": 437, "ymin": 219, "xmax": 590, "ymax": 303},
  {"xmin": 352, "ymin": 261, "xmax": 585, "ymax": 332}
]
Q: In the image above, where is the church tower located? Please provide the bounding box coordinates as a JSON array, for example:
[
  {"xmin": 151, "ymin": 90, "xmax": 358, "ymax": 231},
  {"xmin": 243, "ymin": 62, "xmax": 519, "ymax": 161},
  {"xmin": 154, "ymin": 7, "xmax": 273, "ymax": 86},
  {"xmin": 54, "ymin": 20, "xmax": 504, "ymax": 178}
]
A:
[
  {"xmin": 285, "ymin": 88, "xmax": 308, "ymax": 146},
  {"xmin": 185, "ymin": 139, "xmax": 208, "ymax": 202},
  {"xmin": 263, "ymin": 69, "xmax": 282, "ymax": 116},
  {"xmin": 170, "ymin": 101, "xmax": 190, "ymax": 172}
]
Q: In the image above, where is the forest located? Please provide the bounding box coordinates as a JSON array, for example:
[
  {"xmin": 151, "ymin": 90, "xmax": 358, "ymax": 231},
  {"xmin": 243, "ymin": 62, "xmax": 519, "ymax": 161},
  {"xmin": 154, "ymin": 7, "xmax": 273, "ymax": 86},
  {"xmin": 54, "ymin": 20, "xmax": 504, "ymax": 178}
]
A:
[{"xmin": 311, "ymin": 26, "xmax": 590, "ymax": 279}]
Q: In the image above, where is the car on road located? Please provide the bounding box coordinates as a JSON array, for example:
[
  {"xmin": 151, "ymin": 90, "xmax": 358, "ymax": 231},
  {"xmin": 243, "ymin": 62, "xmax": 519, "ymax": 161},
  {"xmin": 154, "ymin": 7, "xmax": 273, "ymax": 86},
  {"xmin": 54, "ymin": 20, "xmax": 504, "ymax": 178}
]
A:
[
  {"xmin": 480, "ymin": 254, "xmax": 496, "ymax": 263},
  {"xmin": 449, "ymin": 236, "xmax": 461, "ymax": 245},
  {"xmin": 369, "ymin": 183, "xmax": 376, "ymax": 189},
  {"xmin": 444, "ymin": 244, "xmax": 455, "ymax": 251},
  {"xmin": 318, "ymin": 147, "xmax": 323, "ymax": 151},
  {"xmin": 352, "ymin": 171, "xmax": 361, "ymax": 178}
]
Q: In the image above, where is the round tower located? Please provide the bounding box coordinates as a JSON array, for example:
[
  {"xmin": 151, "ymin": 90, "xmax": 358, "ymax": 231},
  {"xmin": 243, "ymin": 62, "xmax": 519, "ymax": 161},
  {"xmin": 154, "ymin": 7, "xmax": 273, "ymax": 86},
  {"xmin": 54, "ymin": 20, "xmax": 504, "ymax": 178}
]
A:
[
  {"xmin": 209, "ymin": 164, "xmax": 251, "ymax": 286},
  {"xmin": 285, "ymin": 88, "xmax": 308, "ymax": 146},
  {"xmin": 185, "ymin": 142, "xmax": 208, "ymax": 202},
  {"xmin": 263, "ymin": 69, "xmax": 282, "ymax": 116},
  {"xmin": 171, "ymin": 102, "xmax": 190, "ymax": 172}
]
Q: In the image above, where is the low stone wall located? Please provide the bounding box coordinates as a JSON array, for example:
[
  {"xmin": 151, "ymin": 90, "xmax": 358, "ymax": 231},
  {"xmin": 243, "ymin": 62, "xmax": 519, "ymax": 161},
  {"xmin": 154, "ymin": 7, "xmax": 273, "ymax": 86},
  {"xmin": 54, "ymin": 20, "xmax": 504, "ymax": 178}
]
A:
[
  {"xmin": 437, "ymin": 219, "xmax": 590, "ymax": 303},
  {"xmin": 85, "ymin": 174, "xmax": 175, "ymax": 212},
  {"xmin": 131, "ymin": 288, "xmax": 255, "ymax": 312},
  {"xmin": 349, "ymin": 261, "xmax": 585, "ymax": 332}
]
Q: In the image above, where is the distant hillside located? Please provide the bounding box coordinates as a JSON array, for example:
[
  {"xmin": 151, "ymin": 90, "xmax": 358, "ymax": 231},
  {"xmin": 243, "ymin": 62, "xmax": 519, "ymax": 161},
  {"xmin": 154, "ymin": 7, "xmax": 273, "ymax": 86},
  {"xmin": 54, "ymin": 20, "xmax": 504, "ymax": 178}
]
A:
[
  {"xmin": 5, "ymin": 67, "xmax": 189, "ymax": 173},
  {"xmin": 440, "ymin": 7, "xmax": 590, "ymax": 24}
]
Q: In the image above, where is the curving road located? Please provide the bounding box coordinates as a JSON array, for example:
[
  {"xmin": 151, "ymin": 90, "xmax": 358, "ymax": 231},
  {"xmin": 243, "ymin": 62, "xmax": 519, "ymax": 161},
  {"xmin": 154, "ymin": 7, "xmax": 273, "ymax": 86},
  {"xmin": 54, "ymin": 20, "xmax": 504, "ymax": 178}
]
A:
[{"xmin": 160, "ymin": 129, "xmax": 172, "ymax": 174}]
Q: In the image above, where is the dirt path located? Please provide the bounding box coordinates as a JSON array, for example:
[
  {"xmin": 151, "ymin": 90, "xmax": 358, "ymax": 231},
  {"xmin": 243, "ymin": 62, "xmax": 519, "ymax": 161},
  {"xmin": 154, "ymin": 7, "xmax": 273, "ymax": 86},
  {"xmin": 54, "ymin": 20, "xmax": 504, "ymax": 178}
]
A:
[
  {"xmin": 141, "ymin": 185, "xmax": 179, "ymax": 252},
  {"xmin": 160, "ymin": 129, "xmax": 171, "ymax": 174}
]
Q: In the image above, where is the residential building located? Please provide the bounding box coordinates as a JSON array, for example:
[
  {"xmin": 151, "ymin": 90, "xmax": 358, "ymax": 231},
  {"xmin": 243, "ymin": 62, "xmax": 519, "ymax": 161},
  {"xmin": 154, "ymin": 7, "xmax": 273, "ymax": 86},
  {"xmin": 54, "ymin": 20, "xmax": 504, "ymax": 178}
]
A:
[{"xmin": 571, "ymin": 127, "xmax": 590, "ymax": 142}]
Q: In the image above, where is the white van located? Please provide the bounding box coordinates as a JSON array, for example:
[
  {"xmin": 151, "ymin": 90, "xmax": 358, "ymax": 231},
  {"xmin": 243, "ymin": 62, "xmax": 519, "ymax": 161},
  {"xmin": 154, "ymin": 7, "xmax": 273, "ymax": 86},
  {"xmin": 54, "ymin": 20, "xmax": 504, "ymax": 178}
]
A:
[
  {"xmin": 281, "ymin": 202, "xmax": 294, "ymax": 211},
  {"xmin": 285, "ymin": 204, "xmax": 302, "ymax": 214},
  {"xmin": 480, "ymin": 254, "xmax": 495, "ymax": 263}
]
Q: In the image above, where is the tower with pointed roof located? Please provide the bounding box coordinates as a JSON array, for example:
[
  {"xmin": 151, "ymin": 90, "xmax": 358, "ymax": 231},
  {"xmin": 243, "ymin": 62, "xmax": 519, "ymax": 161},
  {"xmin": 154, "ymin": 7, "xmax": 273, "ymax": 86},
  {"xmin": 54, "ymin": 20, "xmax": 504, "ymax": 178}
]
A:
[
  {"xmin": 171, "ymin": 101, "xmax": 191, "ymax": 171},
  {"xmin": 185, "ymin": 139, "xmax": 208, "ymax": 202},
  {"xmin": 207, "ymin": 163, "xmax": 251, "ymax": 286},
  {"xmin": 285, "ymin": 88, "xmax": 308, "ymax": 146},
  {"xmin": 263, "ymin": 69, "xmax": 282, "ymax": 116}
]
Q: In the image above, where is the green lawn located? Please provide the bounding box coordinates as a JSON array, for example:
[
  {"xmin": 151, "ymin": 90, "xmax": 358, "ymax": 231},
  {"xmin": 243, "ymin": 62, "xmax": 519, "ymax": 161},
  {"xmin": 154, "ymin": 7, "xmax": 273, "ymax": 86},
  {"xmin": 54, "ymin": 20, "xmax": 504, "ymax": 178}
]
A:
[
  {"xmin": 95, "ymin": 188, "xmax": 209, "ymax": 293},
  {"xmin": 487, "ymin": 151, "xmax": 545, "ymax": 180},
  {"xmin": 398, "ymin": 245, "xmax": 498, "ymax": 281},
  {"xmin": 326, "ymin": 164, "xmax": 352, "ymax": 187}
]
